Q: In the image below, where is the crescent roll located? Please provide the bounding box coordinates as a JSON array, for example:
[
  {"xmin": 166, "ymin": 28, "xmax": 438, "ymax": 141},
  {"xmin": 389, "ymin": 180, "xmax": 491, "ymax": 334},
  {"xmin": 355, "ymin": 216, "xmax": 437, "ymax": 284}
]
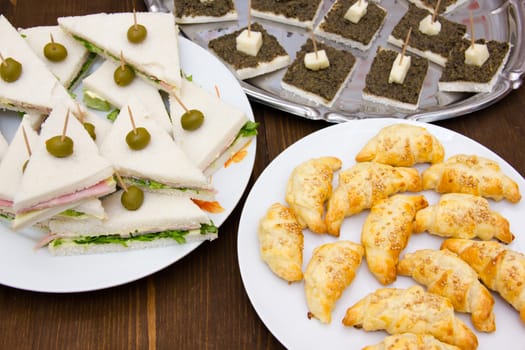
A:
[
  {"xmin": 258, "ymin": 203, "xmax": 304, "ymax": 282},
  {"xmin": 285, "ymin": 156, "xmax": 342, "ymax": 233},
  {"xmin": 397, "ymin": 249, "xmax": 496, "ymax": 332},
  {"xmin": 355, "ymin": 123, "xmax": 445, "ymax": 166},
  {"xmin": 325, "ymin": 162, "xmax": 422, "ymax": 236},
  {"xmin": 363, "ymin": 333, "xmax": 461, "ymax": 350},
  {"xmin": 304, "ymin": 240, "xmax": 364, "ymax": 324},
  {"xmin": 414, "ymin": 193, "xmax": 514, "ymax": 243},
  {"xmin": 441, "ymin": 239, "xmax": 525, "ymax": 323},
  {"xmin": 342, "ymin": 285, "xmax": 478, "ymax": 350},
  {"xmin": 422, "ymin": 154, "xmax": 521, "ymax": 202},
  {"xmin": 362, "ymin": 194, "xmax": 428, "ymax": 285}
]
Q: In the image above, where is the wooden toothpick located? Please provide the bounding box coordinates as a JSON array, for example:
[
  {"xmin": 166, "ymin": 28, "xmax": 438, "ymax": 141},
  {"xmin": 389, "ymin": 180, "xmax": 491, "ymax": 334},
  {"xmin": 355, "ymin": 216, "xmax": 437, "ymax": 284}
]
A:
[
  {"xmin": 215, "ymin": 85, "xmax": 221, "ymax": 98},
  {"xmin": 432, "ymin": 0, "xmax": 442, "ymax": 23},
  {"xmin": 127, "ymin": 106, "xmax": 138, "ymax": 135},
  {"xmin": 22, "ymin": 126, "xmax": 32, "ymax": 157},
  {"xmin": 400, "ymin": 27, "xmax": 412, "ymax": 65},
  {"xmin": 75, "ymin": 103, "xmax": 85, "ymax": 123},
  {"xmin": 61, "ymin": 109, "xmax": 70, "ymax": 142},
  {"xmin": 115, "ymin": 171, "xmax": 128, "ymax": 192},
  {"xmin": 120, "ymin": 51, "xmax": 125, "ymax": 71},
  {"xmin": 171, "ymin": 92, "xmax": 189, "ymax": 113},
  {"xmin": 50, "ymin": 33, "xmax": 55, "ymax": 45},
  {"xmin": 133, "ymin": 8, "xmax": 138, "ymax": 30},
  {"xmin": 0, "ymin": 53, "xmax": 5, "ymax": 65},
  {"xmin": 311, "ymin": 32, "xmax": 319, "ymax": 59},
  {"xmin": 248, "ymin": 0, "xmax": 252, "ymax": 36},
  {"xmin": 469, "ymin": 10, "xmax": 475, "ymax": 47}
]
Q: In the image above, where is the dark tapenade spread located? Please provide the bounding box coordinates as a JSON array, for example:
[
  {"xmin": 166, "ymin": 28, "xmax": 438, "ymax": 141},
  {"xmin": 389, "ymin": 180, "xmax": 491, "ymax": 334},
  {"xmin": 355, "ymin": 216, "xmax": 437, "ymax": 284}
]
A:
[
  {"xmin": 364, "ymin": 48, "xmax": 429, "ymax": 105},
  {"xmin": 282, "ymin": 39, "xmax": 356, "ymax": 103},
  {"xmin": 251, "ymin": 0, "xmax": 322, "ymax": 23},
  {"xmin": 440, "ymin": 39, "xmax": 510, "ymax": 83},
  {"xmin": 208, "ymin": 23, "xmax": 288, "ymax": 70},
  {"xmin": 174, "ymin": 0, "xmax": 235, "ymax": 18},
  {"xmin": 390, "ymin": 5, "xmax": 466, "ymax": 59},
  {"xmin": 319, "ymin": 0, "xmax": 387, "ymax": 46}
]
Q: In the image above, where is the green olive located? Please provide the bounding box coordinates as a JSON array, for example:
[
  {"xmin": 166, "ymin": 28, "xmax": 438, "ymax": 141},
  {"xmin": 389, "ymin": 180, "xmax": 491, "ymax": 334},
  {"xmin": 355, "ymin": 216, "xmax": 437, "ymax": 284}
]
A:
[
  {"xmin": 113, "ymin": 64, "xmax": 135, "ymax": 86},
  {"xmin": 43, "ymin": 42, "xmax": 68, "ymax": 62},
  {"xmin": 126, "ymin": 127, "xmax": 151, "ymax": 150},
  {"xmin": 180, "ymin": 109, "xmax": 204, "ymax": 131},
  {"xmin": 45, "ymin": 135, "xmax": 74, "ymax": 158},
  {"xmin": 0, "ymin": 57, "xmax": 22, "ymax": 83},
  {"xmin": 127, "ymin": 24, "xmax": 147, "ymax": 44},
  {"xmin": 22, "ymin": 159, "xmax": 29, "ymax": 173},
  {"xmin": 83, "ymin": 122, "xmax": 96, "ymax": 141},
  {"xmin": 121, "ymin": 185, "xmax": 144, "ymax": 210}
]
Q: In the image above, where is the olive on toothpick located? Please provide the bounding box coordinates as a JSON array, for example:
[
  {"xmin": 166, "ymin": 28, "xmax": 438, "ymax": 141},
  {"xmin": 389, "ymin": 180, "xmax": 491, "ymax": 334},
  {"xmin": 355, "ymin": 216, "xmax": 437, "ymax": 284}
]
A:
[
  {"xmin": 127, "ymin": 8, "xmax": 147, "ymax": 44},
  {"xmin": 46, "ymin": 109, "xmax": 74, "ymax": 158},
  {"xmin": 0, "ymin": 53, "xmax": 22, "ymax": 83},
  {"xmin": 44, "ymin": 33, "xmax": 68, "ymax": 62},
  {"xmin": 114, "ymin": 51, "xmax": 135, "ymax": 87},
  {"xmin": 125, "ymin": 106, "xmax": 151, "ymax": 150},
  {"xmin": 115, "ymin": 172, "xmax": 144, "ymax": 211},
  {"xmin": 172, "ymin": 92, "xmax": 204, "ymax": 131}
]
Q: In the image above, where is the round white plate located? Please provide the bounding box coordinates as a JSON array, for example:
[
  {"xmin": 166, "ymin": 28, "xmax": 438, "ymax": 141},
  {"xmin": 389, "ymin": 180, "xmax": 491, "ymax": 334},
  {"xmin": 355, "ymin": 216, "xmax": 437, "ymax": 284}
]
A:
[
  {"xmin": 238, "ymin": 118, "xmax": 525, "ymax": 350},
  {"xmin": 0, "ymin": 37, "xmax": 256, "ymax": 293}
]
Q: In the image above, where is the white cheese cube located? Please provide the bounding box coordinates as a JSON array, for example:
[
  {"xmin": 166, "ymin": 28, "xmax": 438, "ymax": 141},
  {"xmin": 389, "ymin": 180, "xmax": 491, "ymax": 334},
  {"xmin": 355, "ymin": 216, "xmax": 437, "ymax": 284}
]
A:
[
  {"xmin": 388, "ymin": 53, "xmax": 411, "ymax": 84},
  {"xmin": 418, "ymin": 14, "xmax": 441, "ymax": 36},
  {"xmin": 464, "ymin": 43, "xmax": 490, "ymax": 67},
  {"xmin": 344, "ymin": 0, "xmax": 368, "ymax": 24},
  {"xmin": 304, "ymin": 50, "xmax": 330, "ymax": 71},
  {"xmin": 236, "ymin": 29, "xmax": 263, "ymax": 56}
]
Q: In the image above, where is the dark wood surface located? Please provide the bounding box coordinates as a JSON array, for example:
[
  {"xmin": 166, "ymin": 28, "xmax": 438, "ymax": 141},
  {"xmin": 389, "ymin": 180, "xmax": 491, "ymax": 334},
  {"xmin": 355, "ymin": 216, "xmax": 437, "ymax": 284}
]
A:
[{"xmin": 1, "ymin": 1, "xmax": 524, "ymax": 349}]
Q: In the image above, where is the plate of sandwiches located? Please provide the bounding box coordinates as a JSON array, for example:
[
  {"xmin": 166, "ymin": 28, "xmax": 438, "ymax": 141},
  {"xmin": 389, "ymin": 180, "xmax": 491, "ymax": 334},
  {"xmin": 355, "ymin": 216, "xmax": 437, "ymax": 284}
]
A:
[
  {"xmin": 149, "ymin": 0, "xmax": 525, "ymax": 123},
  {"xmin": 237, "ymin": 118, "xmax": 525, "ymax": 349},
  {"xmin": 0, "ymin": 12, "xmax": 256, "ymax": 292}
]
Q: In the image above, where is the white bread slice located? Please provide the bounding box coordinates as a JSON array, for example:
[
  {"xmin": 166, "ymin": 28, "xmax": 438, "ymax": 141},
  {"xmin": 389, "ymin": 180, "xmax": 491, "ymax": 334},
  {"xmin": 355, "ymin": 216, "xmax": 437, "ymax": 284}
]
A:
[
  {"xmin": 0, "ymin": 130, "xmax": 7, "ymax": 161},
  {"xmin": 19, "ymin": 25, "xmax": 91, "ymax": 89},
  {"xmin": 82, "ymin": 59, "xmax": 172, "ymax": 134},
  {"xmin": 388, "ymin": 35, "xmax": 447, "ymax": 67},
  {"xmin": 13, "ymin": 101, "xmax": 115, "ymax": 214},
  {"xmin": 235, "ymin": 55, "xmax": 290, "ymax": 80},
  {"xmin": 0, "ymin": 115, "xmax": 40, "ymax": 214},
  {"xmin": 58, "ymin": 12, "xmax": 182, "ymax": 93},
  {"xmin": 169, "ymin": 79, "xmax": 248, "ymax": 172},
  {"xmin": 59, "ymin": 198, "xmax": 106, "ymax": 220},
  {"xmin": 362, "ymin": 91, "xmax": 420, "ymax": 111},
  {"xmin": 99, "ymin": 99, "xmax": 213, "ymax": 199},
  {"xmin": 0, "ymin": 15, "xmax": 72, "ymax": 115},
  {"xmin": 408, "ymin": 0, "xmax": 468, "ymax": 14},
  {"xmin": 46, "ymin": 191, "xmax": 217, "ymax": 256}
]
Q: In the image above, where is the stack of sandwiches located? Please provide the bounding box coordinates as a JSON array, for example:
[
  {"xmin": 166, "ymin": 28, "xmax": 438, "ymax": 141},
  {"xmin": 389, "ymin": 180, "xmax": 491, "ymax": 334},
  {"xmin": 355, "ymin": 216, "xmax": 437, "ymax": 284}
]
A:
[{"xmin": 0, "ymin": 11, "xmax": 257, "ymax": 256}]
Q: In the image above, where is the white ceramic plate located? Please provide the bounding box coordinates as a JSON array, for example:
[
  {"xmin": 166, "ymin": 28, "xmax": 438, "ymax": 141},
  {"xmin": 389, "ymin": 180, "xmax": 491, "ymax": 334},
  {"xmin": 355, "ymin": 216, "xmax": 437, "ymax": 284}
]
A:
[
  {"xmin": 0, "ymin": 37, "xmax": 256, "ymax": 293},
  {"xmin": 238, "ymin": 118, "xmax": 525, "ymax": 350}
]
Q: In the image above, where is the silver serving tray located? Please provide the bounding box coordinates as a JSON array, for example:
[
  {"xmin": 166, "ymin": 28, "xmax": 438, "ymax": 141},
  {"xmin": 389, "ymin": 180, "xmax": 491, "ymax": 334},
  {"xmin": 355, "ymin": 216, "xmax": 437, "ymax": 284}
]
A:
[{"xmin": 145, "ymin": 0, "xmax": 525, "ymax": 123}]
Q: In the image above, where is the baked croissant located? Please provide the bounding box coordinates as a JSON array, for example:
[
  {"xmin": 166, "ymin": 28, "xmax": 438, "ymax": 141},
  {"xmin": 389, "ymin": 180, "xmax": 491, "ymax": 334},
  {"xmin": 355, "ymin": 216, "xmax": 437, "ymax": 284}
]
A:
[
  {"xmin": 441, "ymin": 238, "xmax": 525, "ymax": 323},
  {"xmin": 285, "ymin": 156, "xmax": 342, "ymax": 233},
  {"xmin": 422, "ymin": 154, "xmax": 521, "ymax": 202},
  {"xmin": 397, "ymin": 249, "xmax": 496, "ymax": 332},
  {"xmin": 414, "ymin": 193, "xmax": 514, "ymax": 243},
  {"xmin": 304, "ymin": 240, "xmax": 364, "ymax": 324},
  {"xmin": 258, "ymin": 202, "xmax": 304, "ymax": 282},
  {"xmin": 362, "ymin": 194, "xmax": 428, "ymax": 285},
  {"xmin": 325, "ymin": 162, "xmax": 422, "ymax": 236},
  {"xmin": 355, "ymin": 123, "xmax": 445, "ymax": 166},
  {"xmin": 342, "ymin": 285, "xmax": 478, "ymax": 350},
  {"xmin": 363, "ymin": 333, "xmax": 461, "ymax": 350}
]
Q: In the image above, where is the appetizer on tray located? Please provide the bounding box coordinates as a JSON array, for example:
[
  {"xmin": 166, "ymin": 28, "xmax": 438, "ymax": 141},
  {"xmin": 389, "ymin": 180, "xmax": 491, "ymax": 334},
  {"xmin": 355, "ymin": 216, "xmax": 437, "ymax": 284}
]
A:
[
  {"xmin": 173, "ymin": 0, "xmax": 238, "ymax": 24},
  {"xmin": 251, "ymin": 0, "xmax": 323, "ymax": 29}
]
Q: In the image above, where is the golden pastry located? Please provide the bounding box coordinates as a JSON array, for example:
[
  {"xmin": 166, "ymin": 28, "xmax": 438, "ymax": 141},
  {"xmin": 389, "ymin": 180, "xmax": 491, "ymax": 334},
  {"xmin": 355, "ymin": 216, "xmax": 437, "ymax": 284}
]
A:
[
  {"xmin": 362, "ymin": 333, "xmax": 461, "ymax": 350},
  {"xmin": 285, "ymin": 156, "xmax": 342, "ymax": 233},
  {"xmin": 325, "ymin": 162, "xmax": 422, "ymax": 236},
  {"xmin": 258, "ymin": 203, "xmax": 304, "ymax": 282},
  {"xmin": 362, "ymin": 194, "xmax": 428, "ymax": 285},
  {"xmin": 397, "ymin": 249, "xmax": 496, "ymax": 332},
  {"xmin": 441, "ymin": 238, "xmax": 525, "ymax": 323},
  {"xmin": 304, "ymin": 240, "xmax": 364, "ymax": 324},
  {"xmin": 414, "ymin": 193, "xmax": 514, "ymax": 243},
  {"xmin": 422, "ymin": 154, "xmax": 521, "ymax": 202},
  {"xmin": 355, "ymin": 123, "xmax": 445, "ymax": 166},
  {"xmin": 342, "ymin": 285, "xmax": 478, "ymax": 350}
]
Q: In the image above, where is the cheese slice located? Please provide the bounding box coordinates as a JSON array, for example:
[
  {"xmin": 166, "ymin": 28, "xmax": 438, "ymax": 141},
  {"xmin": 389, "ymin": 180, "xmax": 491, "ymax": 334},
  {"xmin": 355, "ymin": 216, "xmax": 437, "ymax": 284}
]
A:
[
  {"xmin": 82, "ymin": 59, "xmax": 172, "ymax": 134},
  {"xmin": 418, "ymin": 14, "xmax": 441, "ymax": 36},
  {"xmin": 58, "ymin": 12, "xmax": 182, "ymax": 93},
  {"xmin": 19, "ymin": 25, "xmax": 90, "ymax": 89},
  {"xmin": 304, "ymin": 50, "xmax": 330, "ymax": 71},
  {"xmin": 236, "ymin": 29, "xmax": 263, "ymax": 56},
  {"xmin": 389, "ymin": 53, "xmax": 411, "ymax": 84},
  {"xmin": 465, "ymin": 43, "xmax": 489, "ymax": 67},
  {"xmin": 344, "ymin": 0, "xmax": 368, "ymax": 24}
]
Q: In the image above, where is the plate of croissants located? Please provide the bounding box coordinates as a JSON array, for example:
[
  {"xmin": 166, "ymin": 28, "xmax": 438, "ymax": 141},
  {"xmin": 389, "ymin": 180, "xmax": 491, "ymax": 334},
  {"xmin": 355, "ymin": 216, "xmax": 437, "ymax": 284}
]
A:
[{"xmin": 238, "ymin": 118, "xmax": 525, "ymax": 350}]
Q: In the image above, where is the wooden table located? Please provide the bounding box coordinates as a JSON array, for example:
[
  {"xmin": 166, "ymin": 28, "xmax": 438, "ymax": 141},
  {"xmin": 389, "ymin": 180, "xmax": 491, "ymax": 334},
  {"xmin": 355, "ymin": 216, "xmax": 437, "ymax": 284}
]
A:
[{"xmin": 1, "ymin": 1, "xmax": 524, "ymax": 349}]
